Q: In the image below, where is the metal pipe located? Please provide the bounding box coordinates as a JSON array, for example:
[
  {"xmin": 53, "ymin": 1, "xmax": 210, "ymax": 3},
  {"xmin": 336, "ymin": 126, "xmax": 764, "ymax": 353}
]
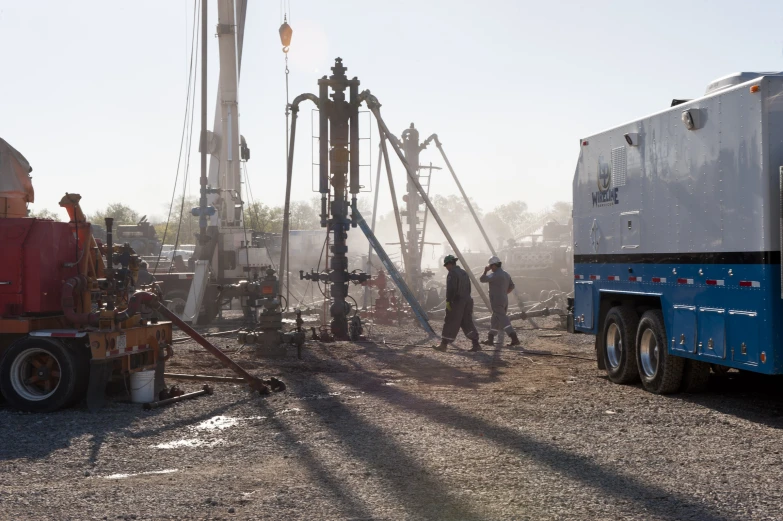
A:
[
  {"xmin": 164, "ymin": 373, "xmax": 246, "ymax": 383},
  {"xmin": 349, "ymin": 81, "xmax": 360, "ymax": 195},
  {"xmin": 143, "ymin": 385, "xmax": 213, "ymax": 410},
  {"xmin": 367, "ymin": 102, "xmax": 492, "ymax": 311},
  {"xmin": 279, "ymin": 94, "xmax": 319, "ymax": 293},
  {"xmin": 474, "ymin": 308, "xmax": 565, "ymax": 324},
  {"xmin": 378, "ymin": 128, "xmax": 409, "ymax": 277},
  {"xmin": 198, "ymin": 0, "xmax": 208, "ymax": 241},
  {"xmin": 104, "ymin": 217, "xmax": 113, "ymax": 267},
  {"xmin": 364, "ymin": 144, "xmax": 383, "ymax": 308},
  {"xmin": 318, "ymin": 80, "xmax": 329, "ymax": 228}
]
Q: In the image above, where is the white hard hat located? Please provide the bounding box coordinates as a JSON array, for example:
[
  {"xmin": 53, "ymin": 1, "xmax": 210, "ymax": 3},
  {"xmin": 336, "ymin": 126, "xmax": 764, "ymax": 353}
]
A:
[{"xmin": 488, "ymin": 256, "xmax": 501, "ymax": 265}]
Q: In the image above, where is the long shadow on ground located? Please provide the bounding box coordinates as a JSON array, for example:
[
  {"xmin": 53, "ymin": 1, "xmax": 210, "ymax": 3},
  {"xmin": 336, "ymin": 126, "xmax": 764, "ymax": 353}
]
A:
[{"xmin": 307, "ymin": 350, "xmax": 740, "ymax": 521}]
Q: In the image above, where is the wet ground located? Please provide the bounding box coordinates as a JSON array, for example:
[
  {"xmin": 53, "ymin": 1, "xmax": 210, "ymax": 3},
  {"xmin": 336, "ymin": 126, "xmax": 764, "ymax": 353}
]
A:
[{"xmin": 2, "ymin": 313, "xmax": 783, "ymax": 520}]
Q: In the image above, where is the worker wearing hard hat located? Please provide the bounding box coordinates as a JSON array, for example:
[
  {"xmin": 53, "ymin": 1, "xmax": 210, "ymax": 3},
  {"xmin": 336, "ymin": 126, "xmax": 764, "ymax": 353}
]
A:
[
  {"xmin": 435, "ymin": 255, "xmax": 482, "ymax": 352},
  {"xmin": 479, "ymin": 255, "xmax": 520, "ymax": 346}
]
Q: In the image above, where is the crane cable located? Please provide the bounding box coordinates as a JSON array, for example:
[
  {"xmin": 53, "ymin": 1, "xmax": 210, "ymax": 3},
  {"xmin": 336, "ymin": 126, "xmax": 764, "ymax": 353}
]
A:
[
  {"xmin": 282, "ymin": 10, "xmax": 292, "ymax": 310},
  {"xmin": 154, "ymin": 0, "xmax": 199, "ymax": 274}
]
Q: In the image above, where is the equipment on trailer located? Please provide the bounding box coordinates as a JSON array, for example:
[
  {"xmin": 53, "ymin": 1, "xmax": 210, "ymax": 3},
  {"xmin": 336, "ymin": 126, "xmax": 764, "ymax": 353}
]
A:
[
  {"xmin": 571, "ymin": 71, "xmax": 783, "ymax": 394},
  {"xmin": 0, "ymin": 139, "xmax": 282, "ymax": 412}
]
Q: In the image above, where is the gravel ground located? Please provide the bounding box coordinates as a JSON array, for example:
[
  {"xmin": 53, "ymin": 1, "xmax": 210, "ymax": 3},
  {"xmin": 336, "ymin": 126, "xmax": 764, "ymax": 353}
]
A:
[{"xmin": 2, "ymin": 312, "xmax": 783, "ymax": 520}]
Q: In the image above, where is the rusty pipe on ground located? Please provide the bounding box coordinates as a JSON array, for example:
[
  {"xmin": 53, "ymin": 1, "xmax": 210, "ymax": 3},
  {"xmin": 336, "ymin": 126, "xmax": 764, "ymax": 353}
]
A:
[
  {"xmin": 474, "ymin": 308, "xmax": 565, "ymax": 324},
  {"xmin": 165, "ymin": 373, "xmax": 246, "ymax": 383},
  {"xmin": 146, "ymin": 294, "xmax": 272, "ymax": 394},
  {"xmin": 143, "ymin": 385, "xmax": 213, "ymax": 410},
  {"xmin": 61, "ymin": 275, "xmax": 100, "ymax": 327},
  {"xmin": 164, "ymin": 373, "xmax": 286, "ymax": 391}
]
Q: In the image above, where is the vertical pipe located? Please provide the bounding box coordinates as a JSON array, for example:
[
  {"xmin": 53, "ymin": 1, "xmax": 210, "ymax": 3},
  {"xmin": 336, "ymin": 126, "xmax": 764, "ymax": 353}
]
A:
[
  {"xmin": 104, "ymin": 217, "xmax": 114, "ymax": 268},
  {"xmin": 280, "ymin": 108, "xmax": 298, "ymax": 287},
  {"xmin": 364, "ymin": 145, "xmax": 383, "ymax": 308},
  {"xmin": 198, "ymin": 0, "xmax": 208, "ymax": 241},
  {"xmin": 378, "ymin": 127, "xmax": 409, "ymax": 277},
  {"xmin": 104, "ymin": 217, "xmax": 115, "ymax": 310},
  {"xmin": 349, "ymin": 81, "xmax": 360, "ymax": 227},
  {"xmin": 318, "ymin": 80, "xmax": 329, "ymax": 226}
]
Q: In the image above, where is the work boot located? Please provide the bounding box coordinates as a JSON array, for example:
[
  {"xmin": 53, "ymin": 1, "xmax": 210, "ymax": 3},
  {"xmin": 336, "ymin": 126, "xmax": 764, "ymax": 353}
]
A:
[
  {"xmin": 469, "ymin": 339, "xmax": 482, "ymax": 352},
  {"xmin": 434, "ymin": 340, "xmax": 448, "ymax": 352},
  {"xmin": 481, "ymin": 333, "xmax": 495, "ymax": 346},
  {"xmin": 508, "ymin": 332, "xmax": 521, "ymax": 346}
]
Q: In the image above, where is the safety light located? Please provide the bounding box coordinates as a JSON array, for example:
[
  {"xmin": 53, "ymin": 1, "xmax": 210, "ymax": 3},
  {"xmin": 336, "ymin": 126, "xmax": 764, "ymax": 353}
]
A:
[
  {"xmin": 279, "ymin": 21, "xmax": 292, "ymax": 53},
  {"xmin": 750, "ymin": 85, "xmax": 760, "ymax": 93}
]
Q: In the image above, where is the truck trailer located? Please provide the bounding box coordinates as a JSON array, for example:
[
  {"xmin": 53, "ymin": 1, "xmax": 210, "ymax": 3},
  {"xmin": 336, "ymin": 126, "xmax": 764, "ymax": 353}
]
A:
[{"xmin": 572, "ymin": 71, "xmax": 783, "ymax": 393}]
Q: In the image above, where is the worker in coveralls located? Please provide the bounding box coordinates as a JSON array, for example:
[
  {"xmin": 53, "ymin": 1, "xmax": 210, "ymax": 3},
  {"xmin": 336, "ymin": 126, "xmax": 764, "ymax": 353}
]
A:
[
  {"xmin": 435, "ymin": 255, "xmax": 482, "ymax": 352},
  {"xmin": 136, "ymin": 261, "xmax": 156, "ymax": 286},
  {"xmin": 480, "ymin": 255, "xmax": 520, "ymax": 346}
]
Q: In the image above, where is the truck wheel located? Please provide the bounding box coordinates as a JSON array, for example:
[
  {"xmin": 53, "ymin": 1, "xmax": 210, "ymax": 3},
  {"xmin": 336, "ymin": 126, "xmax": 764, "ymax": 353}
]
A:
[
  {"xmin": 0, "ymin": 337, "xmax": 84, "ymax": 412},
  {"xmin": 681, "ymin": 359, "xmax": 710, "ymax": 393},
  {"xmin": 164, "ymin": 290, "xmax": 188, "ymax": 316},
  {"xmin": 601, "ymin": 306, "xmax": 640, "ymax": 384},
  {"xmin": 636, "ymin": 310, "xmax": 684, "ymax": 394}
]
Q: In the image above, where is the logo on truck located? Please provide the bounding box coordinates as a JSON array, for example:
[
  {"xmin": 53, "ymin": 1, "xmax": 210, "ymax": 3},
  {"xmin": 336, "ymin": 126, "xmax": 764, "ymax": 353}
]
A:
[{"xmin": 592, "ymin": 158, "xmax": 619, "ymax": 207}]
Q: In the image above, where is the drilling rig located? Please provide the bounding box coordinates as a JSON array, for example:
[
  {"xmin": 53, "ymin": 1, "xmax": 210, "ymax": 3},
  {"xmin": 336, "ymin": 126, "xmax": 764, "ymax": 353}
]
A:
[{"xmin": 298, "ymin": 59, "xmax": 371, "ymax": 340}]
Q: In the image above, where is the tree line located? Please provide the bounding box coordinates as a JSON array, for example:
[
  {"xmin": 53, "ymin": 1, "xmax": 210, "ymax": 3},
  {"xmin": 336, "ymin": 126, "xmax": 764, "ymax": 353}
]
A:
[{"xmin": 28, "ymin": 195, "xmax": 572, "ymax": 245}]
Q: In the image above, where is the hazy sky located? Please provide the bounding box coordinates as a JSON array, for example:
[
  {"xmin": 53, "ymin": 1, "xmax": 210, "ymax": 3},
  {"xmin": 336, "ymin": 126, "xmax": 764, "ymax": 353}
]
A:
[{"xmin": 2, "ymin": 0, "xmax": 782, "ymax": 222}]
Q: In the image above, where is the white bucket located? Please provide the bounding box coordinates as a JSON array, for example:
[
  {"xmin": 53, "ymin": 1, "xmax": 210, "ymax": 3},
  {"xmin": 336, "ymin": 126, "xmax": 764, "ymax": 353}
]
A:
[{"xmin": 130, "ymin": 370, "xmax": 156, "ymax": 404}]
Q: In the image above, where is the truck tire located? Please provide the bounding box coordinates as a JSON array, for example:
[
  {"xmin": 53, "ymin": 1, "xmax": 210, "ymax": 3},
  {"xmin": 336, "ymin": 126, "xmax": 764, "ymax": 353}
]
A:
[
  {"xmin": 681, "ymin": 359, "xmax": 710, "ymax": 393},
  {"xmin": 164, "ymin": 290, "xmax": 188, "ymax": 316},
  {"xmin": 601, "ymin": 306, "xmax": 640, "ymax": 384},
  {"xmin": 636, "ymin": 310, "xmax": 684, "ymax": 394},
  {"xmin": 0, "ymin": 337, "xmax": 85, "ymax": 412},
  {"xmin": 164, "ymin": 289, "xmax": 219, "ymax": 324}
]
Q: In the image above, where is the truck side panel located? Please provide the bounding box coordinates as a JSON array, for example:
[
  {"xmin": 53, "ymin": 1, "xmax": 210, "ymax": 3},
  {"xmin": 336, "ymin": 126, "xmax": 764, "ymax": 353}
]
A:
[{"xmin": 573, "ymin": 76, "xmax": 783, "ymax": 375}]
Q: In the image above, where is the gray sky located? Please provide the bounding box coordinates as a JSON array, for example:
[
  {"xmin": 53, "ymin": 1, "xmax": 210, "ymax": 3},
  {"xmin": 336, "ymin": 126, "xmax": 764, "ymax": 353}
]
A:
[{"xmin": 2, "ymin": 0, "xmax": 782, "ymax": 221}]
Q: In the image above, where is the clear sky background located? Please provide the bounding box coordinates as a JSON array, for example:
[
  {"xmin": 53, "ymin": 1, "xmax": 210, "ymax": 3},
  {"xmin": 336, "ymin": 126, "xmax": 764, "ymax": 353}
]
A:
[{"xmin": 2, "ymin": 0, "xmax": 782, "ymax": 222}]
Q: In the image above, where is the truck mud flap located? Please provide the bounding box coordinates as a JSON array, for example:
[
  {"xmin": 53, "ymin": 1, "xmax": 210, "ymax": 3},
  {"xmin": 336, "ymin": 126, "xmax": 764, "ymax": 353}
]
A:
[
  {"xmin": 595, "ymin": 332, "xmax": 606, "ymax": 370},
  {"xmin": 86, "ymin": 359, "xmax": 113, "ymax": 413}
]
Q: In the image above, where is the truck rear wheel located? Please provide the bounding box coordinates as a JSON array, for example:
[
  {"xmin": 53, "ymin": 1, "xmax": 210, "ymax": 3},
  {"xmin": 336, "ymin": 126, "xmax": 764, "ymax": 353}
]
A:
[
  {"xmin": 636, "ymin": 310, "xmax": 683, "ymax": 394},
  {"xmin": 0, "ymin": 337, "xmax": 86, "ymax": 412},
  {"xmin": 601, "ymin": 306, "xmax": 640, "ymax": 384}
]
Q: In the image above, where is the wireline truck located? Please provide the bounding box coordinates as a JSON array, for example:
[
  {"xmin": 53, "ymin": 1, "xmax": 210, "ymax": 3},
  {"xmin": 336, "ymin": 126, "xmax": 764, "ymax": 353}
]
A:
[{"xmin": 572, "ymin": 71, "xmax": 783, "ymax": 393}]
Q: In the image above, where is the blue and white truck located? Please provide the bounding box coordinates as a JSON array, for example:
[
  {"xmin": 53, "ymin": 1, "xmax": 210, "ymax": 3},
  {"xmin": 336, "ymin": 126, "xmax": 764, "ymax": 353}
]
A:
[{"xmin": 571, "ymin": 71, "xmax": 783, "ymax": 393}]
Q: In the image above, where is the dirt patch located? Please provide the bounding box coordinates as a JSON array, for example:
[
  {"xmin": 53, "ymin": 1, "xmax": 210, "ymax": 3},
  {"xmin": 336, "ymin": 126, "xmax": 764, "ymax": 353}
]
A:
[{"xmin": 1, "ymin": 313, "xmax": 782, "ymax": 520}]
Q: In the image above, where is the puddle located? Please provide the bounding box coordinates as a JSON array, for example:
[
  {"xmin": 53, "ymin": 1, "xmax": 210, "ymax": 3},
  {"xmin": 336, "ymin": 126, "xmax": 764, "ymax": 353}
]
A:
[
  {"xmin": 104, "ymin": 468, "xmax": 178, "ymax": 480},
  {"xmin": 154, "ymin": 438, "xmax": 225, "ymax": 449},
  {"xmin": 195, "ymin": 415, "xmax": 240, "ymax": 431},
  {"xmin": 152, "ymin": 415, "xmax": 267, "ymax": 450}
]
